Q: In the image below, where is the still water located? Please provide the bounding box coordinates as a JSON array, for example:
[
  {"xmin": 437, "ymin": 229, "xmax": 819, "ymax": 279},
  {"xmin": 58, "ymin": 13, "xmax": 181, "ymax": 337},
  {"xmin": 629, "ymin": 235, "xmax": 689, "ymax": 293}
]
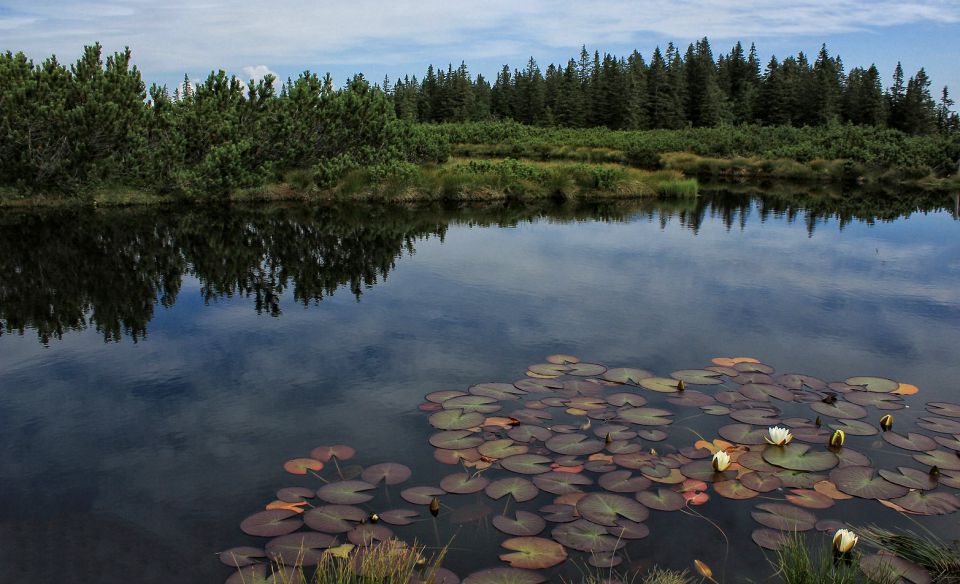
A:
[{"xmin": 1, "ymin": 191, "xmax": 959, "ymax": 583}]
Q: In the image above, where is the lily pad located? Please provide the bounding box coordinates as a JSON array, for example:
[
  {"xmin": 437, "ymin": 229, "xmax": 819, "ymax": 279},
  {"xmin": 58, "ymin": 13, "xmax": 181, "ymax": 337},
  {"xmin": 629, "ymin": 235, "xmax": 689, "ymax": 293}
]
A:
[
  {"xmin": 486, "ymin": 477, "xmax": 539, "ymax": 502},
  {"xmin": 347, "ymin": 524, "xmax": 393, "ymax": 546},
  {"xmin": 606, "ymin": 393, "xmax": 648, "ymax": 408},
  {"xmin": 878, "ymin": 467, "xmax": 938, "ymax": 491},
  {"xmin": 637, "ymin": 429, "xmax": 669, "ymax": 441},
  {"xmin": 528, "ymin": 363, "xmax": 568, "ymax": 377},
  {"xmin": 737, "ymin": 451, "xmax": 781, "ymax": 473},
  {"xmin": 310, "ymin": 445, "xmax": 356, "ymax": 462},
  {"xmin": 551, "ymin": 519, "xmax": 627, "ymax": 552},
  {"xmin": 443, "ymin": 395, "xmax": 502, "ymax": 414},
  {"xmin": 617, "ymin": 407, "xmax": 673, "ymax": 426},
  {"xmin": 679, "ymin": 460, "xmax": 735, "ymax": 483},
  {"xmin": 751, "ymin": 502, "xmax": 815, "ymax": 531},
  {"xmin": 889, "ymin": 491, "xmax": 960, "ymax": 515},
  {"xmin": 401, "ymin": 486, "xmax": 446, "ymax": 505},
  {"xmin": 739, "ymin": 384, "xmax": 795, "ymax": 402},
  {"xmin": 283, "ymin": 458, "xmax": 324, "ymax": 475},
  {"xmin": 809, "ymin": 401, "xmax": 868, "ymax": 420},
  {"xmin": 713, "ymin": 480, "xmax": 759, "ymax": 500},
  {"xmin": 603, "ymin": 368, "xmax": 654, "ymax": 384},
  {"xmin": 240, "ymin": 510, "xmax": 303, "ymax": 537},
  {"xmin": 845, "ymin": 377, "xmax": 899, "ymax": 393},
  {"xmin": 881, "ymin": 431, "xmax": 937, "ymax": 452},
  {"xmin": 430, "ymin": 410, "xmax": 486, "ymax": 430},
  {"xmin": 567, "ymin": 363, "xmax": 607, "ymax": 376},
  {"xmin": 219, "ymin": 546, "xmax": 265, "ymax": 568},
  {"xmin": 499, "ymin": 537, "xmax": 568, "ymax": 569},
  {"xmin": 265, "ymin": 532, "xmax": 335, "ymax": 566},
  {"xmin": 718, "ymin": 424, "xmax": 770, "ymax": 445},
  {"xmin": 912, "ymin": 450, "xmax": 960, "ymax": 471},
  {"xmin": 547, "ymin": 354, "xmax": 580, "ymax": 365},
  {"xmin": 729, "ymin": 408, "xmax": 781, "ymax": 425},
  {"xmin": 501, "ymin": 454, "xmax": 554, "ymax": 475},
  {"xmin": 639, "ymin": 377, "xmax": 681, "ymax": 393},
  {"xmin": 462, "ymin": 567, "xmax": 546, "ymax": 584},
  {"xmin": 587, "ymin": 552, "xmax": 623, "ymax": 568},
  {"xmin": 540, "ymin": 504, "xmax": 578, "ymax": 523},
  {"xmin": 845, "ymin": 392, "xmax": 904, "ymax": 410},
  {"xmin": 507, "ymin": 425, "xmax": 553, "ymax": 443},
  {"xmin": 762, "ymin": 443, "xmax": 839, "ymax": 472},
  {"xmin": 607, "ymin": 518, "xmax": 649, "ymax": 540},
  {"xmin": 316, "ymin": 480, "xmax": 376, "ymax": 504},
  {"xmin": 927, "ymin": 402, "xmax": 960, "ymax": 418},
  {"xmin": 470, "ymin": 383, "xmax": 526, "ymax": 400},
  {"xmin": 671, "ymin": 370, "xmax": 724, "ymax": 385},
  {"xmin": 918, "ymin": 417, "xmax": 960, "ymax": 434},
  {"xmin": 776, "ymin": 374, "xmax": 826, "ymax": 390},
  {"xmin": 861, "ymin": 553, "xmax": 931, "ymax": 584},
  {"xmin": 493, "ymin": 511, "xmax": 547, "ymax": 536},
  {"xmin": 635, "ymin": 488, "xmax": 685, "ymax": 511},
  {"xmin": 785, "ymin": 489, "xmax": 834, "ymax": 509},
  {"xmin": 378, "ymin": 509, "xmax": 419, "ymax": 526},
  {"xmin": 597, "ymin": 470, "xmax": 651, "ymax": 493},
  {"xmin": 533, "ymin": 472, "xmax": 593, "ymax": 495},
  {"xmin": 430, "ymin": 430, "xmax": 484, "ymax": 450},
  {"xmin": 426, "ymin": 390, "xmax": 468, "ymax": 403},
  {"xmin": 827, "ymin": 419, "xmax": 878, "ymax": 437},
  {"xmin": 935, "ymin": 435, "xmax": 960, "ymax": 450},
  {"xmin": 479, "ymin": 439, "xmax": 529, "ymax": 460},
  {"xmin": 440, "ymin": 473, "xmax": 490, "ymax": 494},
  {"xmin": 576, "ymin": 492, "xmax": 649, "ymax": 526},
  {"xmin": 361, "ymin": 463, "xmax": 411, "ymax": 486},
  {"xmin": 545, "ymin": 434, "xmax": 604, "ymax": 456},
  {"xmin": 752, "ymin": 528, "xmax": 791, "ymax": 551},
  {"xmin": 830, "ymin": 466, "xmax": 908, "ymax": 499},
  {"xmin": 277, "ymin": 487, "xmax": 315, "ymax": 503},
  {"xmin": 303, "ymin": 505, "xmax": 367, "ymax": 533},
  {"xmin": 741, "ymin": 472, "xmax": 782, "ymax": 493},
  {"xmin": 667, "ymin": 391, "xmax": 717, "ymax": 407},
  {"xmin": 775, "ymin": 470, "xmax": 827, "ymax": 489}
]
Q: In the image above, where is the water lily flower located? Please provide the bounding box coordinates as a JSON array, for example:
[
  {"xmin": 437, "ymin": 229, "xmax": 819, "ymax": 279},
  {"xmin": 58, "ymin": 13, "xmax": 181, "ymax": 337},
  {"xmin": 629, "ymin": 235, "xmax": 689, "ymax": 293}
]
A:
[
  {"xmin": 829, "ymin": 429, "xmax": 845, "ymax": 448},
  {"xmin": 429, "ymin": 497, "xmax": 440, "ymax": 517},
  {"xmin": 880, "ymin": 414, "xmax": 893, "ymax": 431},
  {"xmin": 712, "ymin": 450, "xmax": 731, "ymax": 472},
  {"xmin": 765, "ymin": 426, "xmax": 793, "ymax": 446},
  {"xmin": 833, "ymin": 529, "xmax": 858, "ymax": 554}
]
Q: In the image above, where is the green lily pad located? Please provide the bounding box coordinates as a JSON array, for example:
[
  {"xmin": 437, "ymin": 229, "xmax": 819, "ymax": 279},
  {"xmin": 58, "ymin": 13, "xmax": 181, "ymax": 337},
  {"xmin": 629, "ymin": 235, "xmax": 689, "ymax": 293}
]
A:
[
  {"xmin": 889, "ymin": 491, "xmax": 960, "ymax": 515},
  {"xmin": 617, "ymin": 407, "xmax": 673, "ymax": 426},
  {"xmin": 667, "ymin": 391, "xmax": 716, "ymax": 407},
  {"xmin": 729, "ymin": 408, "xmax": 781, "ymax": 425},
  {"xmin": 470, "ymin": 383, "xmax": 526, "ymax": 400},
  {"xmin": 834, "ymin": 448, "xmax": 871, "ymax": 468},
  {"xmin": 462, "ymin": 567, "xmax": 546, "ymax": 584},
  {"xmin": 810, "ymin": 401, "xmax": 868, "ymax": 420},
  {"xmin": 594, "ymin": 424, "xmax": 637, "ymax": 441},
  {"xmin": 545, "ymin": 433, "xmax": 604, "ymax": 456},
  {"xmin": 493, "ymin": 511, "xmax": 546, "ymax": 536},
  {"xmin": 219, "ymin": 546, "xmax": 265, "ymax": 568},
  {"xmin": 430, "ymin": 410, "xmax": 486, "ymax": 430},
  {"xmin": 670, "ymin": 370, "xmax": 724, "ymax": 385},
  {"xmin": 361, "ymin": 463, "xmax": 411, "ymax": 486},
  {"xmin": 265, "ymin": 532, "xmax": 335, "ymax": 566},
  {"xmin": 533, "ymin": 472, "xmax": 593, "ymax": 495},
  {"xmin": 425, "ymin": 391, "xmax": 468, "ymax": 404},
  {"xmin": 240, "ymin": 510, "xmax": 303, "ymax": 537},
  {"xmin": 732, "ymin": 372, "xmax": 775, "ymax": 385},
  {"xmin": 739, "ymin": 384, "xmax": 795, "ymax": 402},
  {"xmin": 639, "ymin": 377, "xmax": 681, "ymax": 393},
  {"xmin": 881, "ymin": 431, "xmax": 936, "ymax": 452},
  {"xmin": 500, "ymin": 454, "xmax": 554, "ymax": 475},
  {"xmin": 303, "ymin": 505, "xmax": 367, "ymax": 533},
  {"xmin": 830, "ymin": 466, "xmax": 908, "ymax": 499},
  {"xmin": 878, "ymin": 467, "xmax": 938, "ymax": 491},
  {"xmin": 443, "ymin": 395, "xmax": 502, "ymax": 414},
  {"xmin": 612, "ymin": 451, "xmax": 657, "ymax": 470},
  {"xmin": 603, "ymin": 368, "xmax": 654, "ymax": 385},
  {"xmin": 514, "ymin": 378, "xmax": 564, "ymax": 392},
  {"xmin": 528, "ymin": 363, "xmax": 568, "ymax": 377},
  {"xmin": 317, "ymin": 480, "xmax": 376, "ymax": 504},
  {"xmin": 637, "ymin": 429, "xmax": 668, "ymax": 441},
  {"xmin": 430, "ymin": 430, "xmax": 484, "ymax": 450},
  {"xmin": 845, "ymin": 377, "xmax": 898, "ymax": 393},
  {"xmin": 378, "ymin": 509, "xmax": 419, "ymax": 526},
  {"xmin": 738, "ymin": 451, "xmax": 782, "ymax": 473},
  {"xmin": 606, "ymin": 393, "xmax": 648, "ymax": 407},
  {"xmin": 719, "ymin": 424, "xmax": 770, "ymax": 445},
  {"xmin": 567, "ymin": 363, "xmax": 607, "ymax": 376},
  {"xmin": 485, "ymin": 477, "xmax": 539, "ymax": 502},
  {"xmin": 576, "ymin": 493, "xmax": 649, "ymax": 526},
  {"xmin": 751, "ymin": 502, "xmax": 815, "ymax": 531},
  {"xmin": 827, "ymin": 419, "xmax": 878, "ymax": 437},
  {"xmin": 400, "ymin": 486, "xmax": 445, "ymax": 505},
  {"xmin": 762, "ymin": 443, "xmax": 839, "ymax": 472},
  {"xmin": 597, "ymin": 470, "xmax": 651, "ymax": 493},
  {"xmin": 499, "ymin": 537, "xmax": 568, "ymax": 569},
  {"xmin": 912, "ymin": 450, "xmax": 960, "ymax": 471},
  {"xmin": 551, "ymin": 519, "xmax": 627, "ymax": 552},
  {"xmin": 478, "ymin": 439, "xmax": 528, "ymax": 460},
  {"xmin": 507, "ymin": 425, "xmax": 553, "ymax": 443},
  {"xmin": 635, "ymin": 488, "xmax": 685, "ymax": 511},
  {"xmin": 775, "ymin": 470, "xmax": 827, "ymax": 489},
  {"xmin": 440, "ymin": 472, "xmax": 490, "ymax": 494},
  {"xmin": 935, "ymin": 435, "xmax": 960, "ymax": 450},
  {"xmin": 713, "ymin": 480, "xmax": 759, "ymax": 500},
  {"xmin": 679, "ymin": 460, "xmax": 735, "ymax": 483}
]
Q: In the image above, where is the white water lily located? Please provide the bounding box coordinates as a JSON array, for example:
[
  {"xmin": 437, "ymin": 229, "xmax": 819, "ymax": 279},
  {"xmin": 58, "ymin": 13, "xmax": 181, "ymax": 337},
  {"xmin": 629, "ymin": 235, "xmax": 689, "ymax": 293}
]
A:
[
  {"xmin": 711, "ymin": 450, "xmax": 731, "ymax": 472},
  {"xmin": 765, "ymin": 426, "xmax": 793, "ymax": 446},
  {"xmin": 833, "ymin": 529, "xmax": 858, "ymax": 553}
]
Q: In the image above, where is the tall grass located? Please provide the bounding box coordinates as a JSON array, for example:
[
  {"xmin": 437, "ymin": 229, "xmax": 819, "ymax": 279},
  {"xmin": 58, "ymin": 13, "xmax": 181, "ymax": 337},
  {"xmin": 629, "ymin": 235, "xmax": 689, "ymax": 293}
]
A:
[
  {"xmin": 771, "ymin": 535, "xmax": 898, "ymax": 584},
  {"xmin": 859, "ymin": 526, "xmax": 960, "ymax": 583}
]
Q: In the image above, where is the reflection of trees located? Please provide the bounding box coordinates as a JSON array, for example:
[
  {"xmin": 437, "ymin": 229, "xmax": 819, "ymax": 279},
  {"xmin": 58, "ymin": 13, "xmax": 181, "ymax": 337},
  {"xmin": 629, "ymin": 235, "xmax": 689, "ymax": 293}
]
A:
[{"xmin": 1, "ymin": 193, "xmax": 954, "ymax": 343}]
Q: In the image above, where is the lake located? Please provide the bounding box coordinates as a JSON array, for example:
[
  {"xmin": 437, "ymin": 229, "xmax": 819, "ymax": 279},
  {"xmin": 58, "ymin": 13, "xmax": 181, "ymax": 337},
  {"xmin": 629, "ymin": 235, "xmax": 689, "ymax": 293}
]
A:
[{"xmin": 1, "ymin": 190, "xmax": 959, "ymax": 584}]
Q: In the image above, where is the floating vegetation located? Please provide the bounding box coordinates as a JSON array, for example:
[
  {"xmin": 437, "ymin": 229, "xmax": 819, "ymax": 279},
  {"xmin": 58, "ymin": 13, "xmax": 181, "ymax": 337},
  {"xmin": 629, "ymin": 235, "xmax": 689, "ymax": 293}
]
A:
[{"xmin": 222, "ymin": 355, "xmax": 960, "ymax": 583}]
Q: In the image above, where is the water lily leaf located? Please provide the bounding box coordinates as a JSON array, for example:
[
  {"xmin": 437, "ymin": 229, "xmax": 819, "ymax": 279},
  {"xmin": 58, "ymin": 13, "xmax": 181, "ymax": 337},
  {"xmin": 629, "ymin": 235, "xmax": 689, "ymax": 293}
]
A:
[
  {"xmin": 751, "ymin": 528, "xmax": 791, "ymax": 551},
  {"xmin": 462, "ymin": 567, "xmax": 546, "ymax": 584},
  {"xmin": 737, "ymin": 451, "xmax": 781, "ymax": 473},
  {"xmin": 713, "ymin": 479, "xmax": 759, "ymax": 500},
  {"xmin": 551, "ymin": 519, "xmax": 627, "ymax": 552},
  {"xmin": 741, "ymin": 472, "xmax": 782, "ymax": 493},
  {"xmin": 400, "ymin": 486, "xmax": 445, "ymax": 505},
  {"xmin": 645, "ymin": 467, "xmax": 685, "ymax": 484},
  {"xmin": 545, "ymin": 433, "xmax": 604, "ymax": 456},
  {"xmin": 741, "ymin": 383, "xmax": 796, "ymax": 402},
  {"xmin": 785, "ymin": 489, "xmax": 834, "ymax": 509},
  {"xmin": 912, "ymin": 450, "xmax": 960, "ymax": 471},
  {"xmin": 668, "ymin": 390, "xmax": 717, "ymax": 407},
  {"xmin": 751, "ymin": 502, "xmax": 815, "ymax": 531},
  {"xmin": 310, "ymin": 445, "xmax": 356, "ymax": 462},
  {"xmin": 603, "ymin": 368, "xmax": 654, "ymax": 385},
  {"xmin": 617, "ymin": 407, "xmax": 673, "ymax": 426},
  {"xmin": 597, "ymin": 470, "xmax": 651, "ymax": 493},
  {"xmin": 347, "ymin": 524, "xmax": 393, "ymax": 546},
  {"xmin": 833, "ymin": 448, "xmax": 871, "ymax": 468},
  {"xmin": 718, "ymin": 424, "xmax": 769, "ymax": 445},
  {"xmin": 378, "ymin": 509, "xmax": 419, "ymax": 526},
  {"xmin": 606, "ymin": 393, "xmax": 648, "ymax": 408},
  {"xmin": 845, "ymin": 392, "xmax": 904, "ymax": 410},
  {"xmin": 511, "ymin": 409, "xmax": 553, "ymax": 424},
  {"xmin": 266, "ymin": 532, "xmax": 336, "ymax": 566},
  {"xmin": 844, "ymin": 377, "xmax": 898, "ymax": 393},
  {"xmin": 671, "ymin": 370, "xmax": 724, "ymax": 385},
  {"xmin": 283, "ymin": 458, "xmax": 324, "ymax": 475},
  {"xmin": 440, "ymin": 472, "xmax": 490, "ymax": 494},
  {"xmin": 241, "ymin": 510, "xmax": 303, "ymax": 537},
  {"xmin": 827, "ymin": 419, "xmax": 878, "ymax": 437},
  {"xmin": 219, "ymin": 546, "xmax": 265, "ymax": 567},
  {"xmin": 635, "ymin": 488, "xmax": 685, "ymax": 511},
  {"xmin": 881, "ymin": 431, "xmax": 937, "ymax": 452},
  {"xmin": 830, "ymin": 466, "xmax": 908, "ymax": 499},
  {"xmin": 435, "ymin": 447, "xmax": 481, "ymax": 465},
  {"xmin": 918, "ymin": 417, "xmax": 960, "ymax": 434},
  {"xmin": 735, "ymin": 362, "xmax": 774, "ymax": 374},
  {"xmin": 575, "ymin": 493, "xmax": 649, "ymax": 526},
  {"xmin": 927, "ymin": 402, "xmax": 960, "ymax": 418},
  {"xmin": 303, "ymin": 505, "xmax": 367, "ymax": 533},
  {"xmin": 533, "ymin": 472, "xmax": 593, "ymax": 495},
  {"xmin": 712, "ymin": 357, "xmax": 760, "ymax": 366},
  {"xmin": 430, "ymin": 410, "xmax": 486, "ymax": 430},
  {"xmin": 889, "ymin": 491, "xmax": 960, "ymax": 515},
  {"xmin": 878, "ymin": 467, "xmax": 938, "ymax": 491},
  {"xmin": 501, "ymin": 454, "xmax": 553, "ymax": 475},
  {"xmin": 426, "ymin": 391, "xmax": 468, "ymax": 404},
  {"xmin": 499, "ymin": 537, "xmax": 567, "ymax": 569},
  {"xmin": 514, "ymin": 378, "xmax": 564, "ymax": 392},
  {"xmin": 680, "ymin": 460, "xmax": 735, "ymax": 483},
  {"xmin": 810, "ymin": 401, "xmax": 868, "ymax": 420},
  {"xmin": 430, "ymin": 430, "xmax": 484, "ymax": 450},
  {"xmin": 567, "ymin": 363, "xmax": 607, "ymax": 376},
  {"xmin": 361, "ymin": 463, "xmax": 411, "ymax": 486},
  {"xmin": 547, "ymin": 354, "xmax": 580, "ymax": 364},
  {"xmin": 485, "ymin": 477, "xmax": 539, "ymax": 503},
  {"xmin": 732, "ymin": 372, "xmax": 775, "ymax": 385},
  {"xmin": 493, "ymin": 511, "xmax": 546, "ymax": 536},
  {"xmin": 587, "ymin": 552, "xmax": 623, "ymax": 568},
  {"xmin": 443, "ymin": 395, "xmax": 502, "ymax": 414},
  {"xmin": 507, "ymin": 425, "xmax": 552, "ymax": 443},
  {"xmin": 470, "ymin": 383, "xmax": 526, "ymax": 401},
  {"xmin": 861, "ymin": 553, "xmax": 931, "ymax": 584},
  {"xmin": 478, "ymin": 439, "xmax": 528, "ymax": 460},
  {"xmin": 639, "ymin": 377, "xmax": 681, "ymax": 393},
  {"xmin": 540, "ymin": 504, "xmax": 578, "ymax": 522},
  {"xmin": 776, "ymin": 374, "xmax": 826, "ymax": 390},
  {"xmin": 316, "ymin": 480, "xmax": 376, "ymax": 504},
  {"xmin": 892, "ymin": 383, "xmax": 920, "ymax": 396},
  {"xmin": 813, "ymin": 480, "xmax": 853, "ymax": 500},
  {"xmin": 762, "ymin": 444, "xmax": 839, "ymax": 472},
  {"xmin": 607, "ymin": 518, "xmax": 649, "ymax": 540},
  {"xmin": 225, "ymin": 565, "xmax": 272, "ymax": 584},
  {"xmin": 729, "ymin": 408, "xmax": 781, "ymax": 425},
  {"xmin": 637, "ymin": 429, "xmax": 669, "ymax": 441},
  {"xmin": 775, "ymin": 470, "xmax": 826, "ymax": 489},
  {"xmin": 939, "ymin": 470, "xmax": 960, "ymax": 489},
  {"xmin": 276, "ymin": 487, "xmax": 315, "ymax": 503},
  {"xmin": 935, "ymin": 435, "xmax": 960, "ymax": 450}
]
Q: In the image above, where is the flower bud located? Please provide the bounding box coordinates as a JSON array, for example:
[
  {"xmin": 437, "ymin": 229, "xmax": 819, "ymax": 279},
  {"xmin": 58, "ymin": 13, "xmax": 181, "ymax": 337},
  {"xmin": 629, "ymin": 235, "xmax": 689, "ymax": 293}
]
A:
[
  {"xmin": 832, "ymin": 529, "xmax": 858, "ymax": 554},
  {"xmin": 879, "ymin": 414, "xmax": 893, "ymax": 431},
  {"xmin": 829, "ymin": 429, "xmax": 845, "ymax": 448}
]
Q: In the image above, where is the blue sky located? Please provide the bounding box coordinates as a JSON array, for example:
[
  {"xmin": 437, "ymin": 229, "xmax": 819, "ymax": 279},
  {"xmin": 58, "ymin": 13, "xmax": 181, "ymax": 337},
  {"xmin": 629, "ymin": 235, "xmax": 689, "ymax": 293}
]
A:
[{"xmin": 2, "ymin": 1, "xmax": 958, "ymax": 99}]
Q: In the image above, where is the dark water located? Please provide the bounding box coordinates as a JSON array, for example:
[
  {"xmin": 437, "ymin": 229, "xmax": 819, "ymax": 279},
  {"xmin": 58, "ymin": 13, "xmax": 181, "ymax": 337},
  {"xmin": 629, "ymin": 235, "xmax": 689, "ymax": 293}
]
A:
[{"xmin": 1, "ymin": 191, "xmax": 959, "ymax": 584}]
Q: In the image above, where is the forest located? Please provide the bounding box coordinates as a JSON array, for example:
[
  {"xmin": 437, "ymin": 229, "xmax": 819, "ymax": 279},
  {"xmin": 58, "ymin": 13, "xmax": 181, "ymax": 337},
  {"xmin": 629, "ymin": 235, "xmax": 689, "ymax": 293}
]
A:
[{"xmin": 0, "ymin": 39, "xmax": 958, "ymax": 202}]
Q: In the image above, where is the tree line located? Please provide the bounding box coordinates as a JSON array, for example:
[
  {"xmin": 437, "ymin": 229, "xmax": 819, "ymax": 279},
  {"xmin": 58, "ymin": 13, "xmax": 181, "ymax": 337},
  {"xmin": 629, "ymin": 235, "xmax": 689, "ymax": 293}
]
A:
[{"xmin": 390, "ymin": 40, "xmax": 957, "ymax": 134}]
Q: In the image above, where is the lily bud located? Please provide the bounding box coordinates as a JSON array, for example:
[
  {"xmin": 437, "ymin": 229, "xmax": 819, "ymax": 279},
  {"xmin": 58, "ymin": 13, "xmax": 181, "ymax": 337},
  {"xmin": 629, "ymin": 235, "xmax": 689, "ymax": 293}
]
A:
[
  {"xmin": 930, "ymin": 465, "xmax": 941, "ymax": 478},
  {"xmin": 605, "ymin": 433, "xmax": 612, "ymax": 445},
  {"xmin": 815, "ymin": 416, "xmax": 822, "ymax": 428},
  {"xmin": 694, "ymin": 559, "xmax": 713, "ymax": 579},
  {"xmin": 832, "ymin": 529, "xmax": 858, "ymax": 554},
  {"xmin": 829, "ymin": 429, "xmax": 845, "ymax": 448},
  {"xmin": 677, "ymin": 379, "xmax": 686, "ymax": 392},
  {"xmin": 765, "ymin": 426, "xmax": 793, "ymax": 446},
  {"xmin": 369, "ymin": 513, "xmax": 379, "ymax": 524},
  {"xmin": 879, "ymin": 415, "xmax": 893, "ymax": 431},
  {"xmin": 429, "ymin": 497, "xmax": 440, "ymax": 517},
  {"xmin": 712, "ymin": 450, "xmax": 731, "ymax": 472}
]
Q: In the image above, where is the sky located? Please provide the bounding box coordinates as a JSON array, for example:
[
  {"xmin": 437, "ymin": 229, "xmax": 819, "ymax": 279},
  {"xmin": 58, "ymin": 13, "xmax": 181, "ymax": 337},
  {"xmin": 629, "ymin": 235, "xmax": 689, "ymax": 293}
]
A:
[{"xmin": 2, "ymin": 0, "xmax": 959, "ymax": 98}]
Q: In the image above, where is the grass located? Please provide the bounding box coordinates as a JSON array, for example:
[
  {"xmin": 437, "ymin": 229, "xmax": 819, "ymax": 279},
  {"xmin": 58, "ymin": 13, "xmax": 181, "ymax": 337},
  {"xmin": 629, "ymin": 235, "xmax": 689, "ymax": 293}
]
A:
[{"xmin": 859, "ymin": 526, "xmax": 960, "ymax": 583}]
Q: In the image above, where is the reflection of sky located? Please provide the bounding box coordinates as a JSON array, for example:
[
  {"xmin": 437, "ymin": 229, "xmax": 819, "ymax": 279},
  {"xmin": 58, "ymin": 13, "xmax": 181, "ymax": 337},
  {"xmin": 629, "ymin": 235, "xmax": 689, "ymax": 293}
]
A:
[{"xmin": 1, "ymin": 203, "xmax": 960, "ymax": 582}]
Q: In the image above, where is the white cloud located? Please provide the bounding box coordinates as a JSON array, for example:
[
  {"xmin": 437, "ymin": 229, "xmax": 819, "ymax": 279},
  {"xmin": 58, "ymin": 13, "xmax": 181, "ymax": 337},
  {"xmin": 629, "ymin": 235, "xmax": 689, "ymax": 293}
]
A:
[{"xmin": 240, "ymin": 64, "xmax": 276, "ymax": 82}]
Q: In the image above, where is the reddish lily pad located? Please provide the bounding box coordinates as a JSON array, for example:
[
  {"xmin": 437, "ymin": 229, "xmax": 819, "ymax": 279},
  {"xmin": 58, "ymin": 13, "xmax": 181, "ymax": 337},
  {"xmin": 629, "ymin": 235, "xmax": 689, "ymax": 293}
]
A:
[
  {"xmin": 430, "ymin": 430, "xmax": 484, "ymax": 450},
  {"xmin": 240, "ymin": 510, "xmax": 303, "ymax": 537},
  {"xmin": 737, "ymin": 451, "xmax": 782, "ymax": 473},
  {"xmin": 636, "ymin": 429, "xmax": 668, "ymax": 441},
  {"xmin": 635, "ymin": 488, "xmax": 685, "ymax": 511},
  {"xmin": 670, "ymin": 370, "xmax": 724, "ymax": 385},
  {"xmin": 918, "ymin": 417, "xmax": 960, "ymax": 434},
  {"xmin": 310, "ymin": 445, "xmax": 356, "ymax": 462},
  {"xmin": 667, "ymin": 390, "xmax": 717, "ymax": 407},
  {"xmin": 547, "ymin": 354, "xmax": 580, "ymax": 365},
  {"xmin": 551, "ymin": 519, "xmax": 627, "ymax": 552},
  {"xmin": 576, "ymin": 493, "xmax": 649, "ymax": 526},
  {"xmin": 499, "ymin": 537, "xmax": 568, "ymax": 569},
  {"xmin": 776, "ymin": 374, "xmax": 826, "ymax": 390},
  {"xmin": 401, "ymin": 486, "xmax": 446, "ymax": 505},
  {"xmin": 878, "ymin": 467, "xmax": 938, "ymax": 491},
  {"xmin": 927, "ymin": 402, "xmax": 960, "ymax": 418},
  {"xmin": 606, "ymin": 393, "xmax": 648, "ymax": 407},
  {"xmin": 751, "ymin": 503, "xmax": 815, "ymax": 531},
  {"xmin": 888, "ymin": 491, "xmax": 960, "ymax": 515},
  {"xmin": 785, "ymin": 489, "xmax": 834, "ymax": 509},
  {"xmin": 607, "ymin": 518, "xmax": 649, "ymax": 540},
  {"xmin": 283, "ymin": 458, "xmax": 324, "ymax": 475},
  {"xmin": 486, "ymin": 477, "xmax": 539, "ymax": 502},
  {"xmin": 361, "ymin": 463, "xmax": 412, "ymax": 485},
  {"xmin": 533, "ymin": 472, "xmax": 593, "ymax": 495},
  {"xmin": 775, "ymin": 470, "xmax": 827, "ymax": 489},
  {"xmin": 316, "ymin": 480, "xmax": 376, "ymax": 504},
  {"xmin": 277, "ymin": 487, "xmax": 315, "ymax": 503},
  {"xmin": 741, "ymin": 472, "xmax": 782, "ymax": 492},
  {"xmin": 881, "ymin": 431, "xmax": 937, "ymax": 452},
  {"xmin": 617, "ymin": 407, "xmax": 673, "ymax": 426},
  {"xmin": 462, "ymin": 567, "xmax": 546, "ymax": 584},
  {"xmin": 762, "ymin": 443, "xmax": 839, "ymax": 472},
  {"xmin": 912, "ymin": 450, "xmax": 960, "ymax": 471},
  {"xmin": 501, "ymin": 454, "xmax": 554, "ymax": 475},
  {"xmin": 440, "ymin": 473, "xmax": 490, "ymax": 494},
  {"xmin": 935, "ymin": 435, "xmax": 960, "ymax": 450},
  {"xmin": 597, "ymin": 470, "xmax": 651, "ymax": 493},
  {"xmin": 303, "ymin": 505, "xmax": 367, "ymax": 533},
  {"xmin": 265, "ymin": 532, "xmax": 336, "ymax": 566},
  {"xmin": 830, "ymin": 466, "xmax": 908, "ymax": 499},
  {"xmin": 752, "ymin": 528, "xmax": 791, "ymax": 551},
  {"xmin": 493, "ymin": 511, "xmax": 547, "ymax": 536},
  {"xmin": 587, "ymin": 552, "xmax": 623, "ymax": 568},
  {"xmin": 539, "ymin": 504, "xmax": 578, "ymax": 523},
  {"xmin": 567, "ymin": 363, "xmax": 607, "ymax": 376},
  {"xmin": 861, "ymin": 553, "xmax": 931, "ymax": 584},
  {"xmin": 713, "ymin": 480, "xmax": 759, "ymax": 500},
  {"xmin": 378, "ymin": 509, "xmax": 419, "ymax": 526}
]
